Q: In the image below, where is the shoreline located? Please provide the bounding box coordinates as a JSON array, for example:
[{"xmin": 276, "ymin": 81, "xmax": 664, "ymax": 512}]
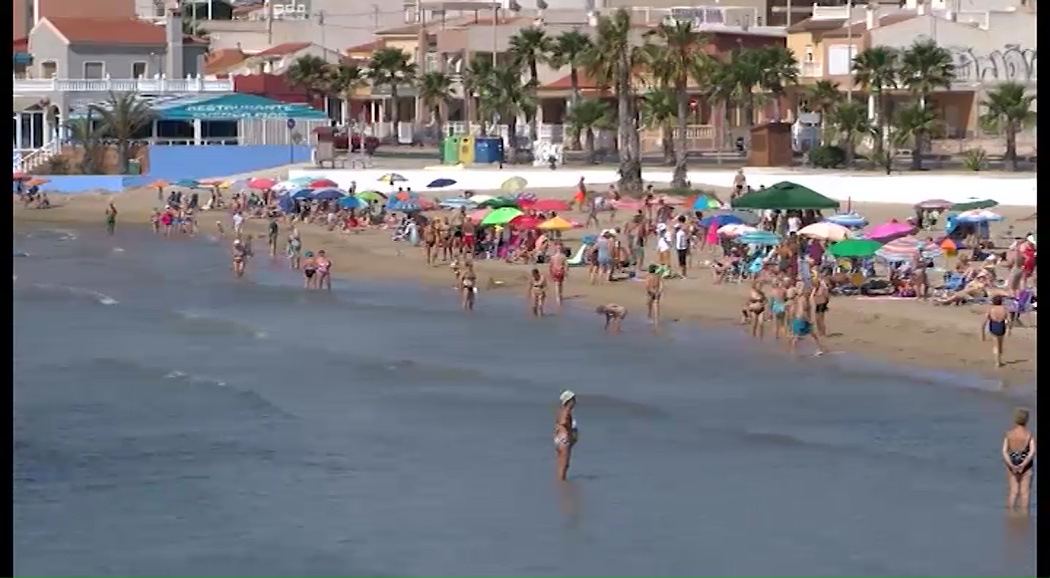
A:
[{"xmin": 14, "ymin": 186, "xmax": 1036, "ymax": 388}]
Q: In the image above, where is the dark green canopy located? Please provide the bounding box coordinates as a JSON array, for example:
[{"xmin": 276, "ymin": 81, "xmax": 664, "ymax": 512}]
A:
[
  {"xmin": 731, "ymin": 181, "xmax": 840, "ymax": 210},
  {"xmin": 950, "ymin": 198, "xmax": 998, "ymax": 211}
]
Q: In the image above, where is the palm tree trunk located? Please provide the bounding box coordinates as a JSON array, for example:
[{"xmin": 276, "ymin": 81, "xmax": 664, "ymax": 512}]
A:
[
  {"xmin": 1006, "ymin": 124, "xmax": 1018, "ymax": 172},
  {"xmin": 661, "ymin": 125, "xmax": 674, "ymax": 164},
  {"xmin": 585, "ymin": 129, "xmax": 596, "ymax": 164},
  {"xmin": 616, "ymin": 80, "xmax": 632, "ymax": 187},
  {"xmin": 528, "ymin": 63, "xmax": 540, "ymax": 145},
  {"xmin": 505, "ymin": 122, "xmax": 518, "ymax": 164},
  {"xmin": 873, "ymin": 87, "xmax": 885, "ymax": 159},
  {"xmin": 569, "ymin": 66, "xmax": 582, "ymax": 151},
  {"xmin": 845, "ymin": 137, "xmax": 855, "ymax": 167},
  {"xmin": 626, "ymin": 98, "xmax": 643, "ymax": 191},
  {"xmin": 672, "ymin": 82, "xmax": 689, "ymax": 188},
  {"xmin": 390, "ymin": 86, "xmax": 401, "ymax": 128}
]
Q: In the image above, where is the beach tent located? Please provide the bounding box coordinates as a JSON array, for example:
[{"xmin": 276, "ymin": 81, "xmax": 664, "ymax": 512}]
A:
[{"xmin": 731, "ymin": 181, "xmax": 839, "ymax": 210}]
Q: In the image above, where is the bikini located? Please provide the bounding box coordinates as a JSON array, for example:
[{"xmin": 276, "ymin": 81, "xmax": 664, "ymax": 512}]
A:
[{"xmin": 554, "ymin": 417, "xmax": 577, "ymax": 447}]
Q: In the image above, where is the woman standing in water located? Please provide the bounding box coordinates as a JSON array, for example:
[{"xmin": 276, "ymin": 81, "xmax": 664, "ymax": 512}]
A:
[
  {"xmin": 104, "ymin": 202, "xmax": 118, "ymax": 236},
  {"xmin": 315, "ymin": 250, "xmax": 333, "ymax": 291},
  {"xmin": 981, "ymin": 295, "xmax": 1010, "ymax": 368},
  {"xmin": 1002, "ymin": 408, "xmax": 1036, "ymax": 513},
  {"xmin": 460, "ymin": 259, "xmax": 477, "ymax": 312},
  {"xmin": 554, "ymin": 390, "xmax": 578, "ymax": 481},
  {"xmin": 528, "ymin": 268, "xmax": 547, "ymax": 318}
]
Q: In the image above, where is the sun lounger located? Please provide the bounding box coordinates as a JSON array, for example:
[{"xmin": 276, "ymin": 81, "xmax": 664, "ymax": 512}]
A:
[{"xmin": 566, "ymin": 243, "xmax": 592, "ymax": 267}]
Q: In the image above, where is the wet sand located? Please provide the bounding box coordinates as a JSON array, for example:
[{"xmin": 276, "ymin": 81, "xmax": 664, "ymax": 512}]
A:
[{"xmin": 15, "ymin": 167, "xmax": 1036, "ymax": 386}]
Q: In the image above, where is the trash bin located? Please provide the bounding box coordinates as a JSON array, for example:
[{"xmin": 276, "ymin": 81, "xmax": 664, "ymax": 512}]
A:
[
  {"xmin": 458, "ymin": 135, "xmax": 475, "ymax": 164},
  {"xmin": 474, "ymin": 137, "xmax": 503, "ymax": 164},
  {"xmin": 442, "ymin": 136, "xmax": 461, "ymax": 164},
  {"xmin": 127, "ymin": 159, "xmax": 142, "ymax": 175}
]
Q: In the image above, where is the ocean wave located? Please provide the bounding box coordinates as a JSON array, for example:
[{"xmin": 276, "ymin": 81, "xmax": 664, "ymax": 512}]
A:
[
  {"xmin": 169, "ymin": 309, "xmax": 269, "ymax": 339},
  {"xmin": 24, "ymin": 283, "xmax": 118, "ymax": 305}
]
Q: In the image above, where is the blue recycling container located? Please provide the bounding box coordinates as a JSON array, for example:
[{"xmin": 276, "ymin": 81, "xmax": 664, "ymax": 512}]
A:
[{"xmin": 473, "ymin": 137, "xmax": 504, "ymax": 164}]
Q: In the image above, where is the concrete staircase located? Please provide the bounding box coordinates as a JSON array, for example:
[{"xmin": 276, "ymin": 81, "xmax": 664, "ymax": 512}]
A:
[{"xmin": 14, "ymin": 139, "xmax": 60, "ymax": 174}]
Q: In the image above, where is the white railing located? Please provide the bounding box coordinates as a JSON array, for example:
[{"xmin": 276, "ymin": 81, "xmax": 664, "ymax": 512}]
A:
[
  {"xmin": 800, "ymin": 61, "xmax": 823, "ymax": 78},
  {"xmin": 13, "ymin": 75, "xmax": 235, "ymax": 95},
  {"xmin": 811, "ymin": 5, "xmax": 850, "ymax": 19},
  {"xmin": 15, "ymin": 139, "xmax": 61, "ymax": 173}
]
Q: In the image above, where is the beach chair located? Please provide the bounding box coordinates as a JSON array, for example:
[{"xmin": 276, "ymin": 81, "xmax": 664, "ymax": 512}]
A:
[
  {"xmin": 1007, "ymin": 289, "xmax": 1034, "ymax": 331},
  {"xmin": 566, "ymin": 243, "xmax": 593, "ymax": 267},
  {"xmin": 935, "ymin": 273, "xmax": 967, "ymax": 296}
]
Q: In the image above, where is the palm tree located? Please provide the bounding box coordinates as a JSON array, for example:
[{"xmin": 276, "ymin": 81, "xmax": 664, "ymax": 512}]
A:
[
  {"xmin": 586, "ymin": 8, "xmax": 641, "ymax": 191},
  {"xmin": 326, "ymin": 63, "xmax": 365, "ymax": 123},
  {"xmin": 508, "ymin": 26, "xmax": 552, "ymax": 145},
  {"xmin": 63, "ymin": 117, "xmax": 104, "ymax": 174},
  {"xmin": 755, "ymin": 45, "xmax": 800, "ymax": 122},
  {"xmin": 417, "ymin": 71, "xmax": 454, "ymax": 139},
  {"xmin": 548, "ymin": 29, "xmax": 594, "ymax": 150},
  {"xmin": 478, "ymin": 64, "xmax": 534, "ymax": 165},
  {"xmin": 566, "ymin": 99, "xmax": 611, "ymax": 164},
  {"xmin": 462, "ymin": 56, "xmax": 495, "ymax": 133},
  {"xmin": 980, "ymin": 82, "xmax": 1036, "ymax": 172},
  {"xmin": 852, "ymin": 46, "xmax": 899, "ymax": 160},
  {"xmin": 90, "ymin": 92, "xmax": 154, "ymax": 174},
  {"xmin": 898, "ymin": 39, "xmax": 955, "ymax": 168},
  {"xmin": 643, "ymin": 20, "xmax": 709, "ymax": 188},
  {"xmin": 804, "ymin": 80, "xmax": 843, "ymax": 145},
  {"xmin": 638, "ymin": 88, "xmax": 678, "ymax": 165},
  {"xmin": 892, "ymin": 101, "xmax": 938, "ymax": 171},
  {"xmin": 286, "ymin": 55, "xmax": 332, "ymax": 110},
  {"xmin": 703, "ymin": 58, "xmax": 740, "ymax": 155},
  {"xmin": 827, "ymin": 100, "xmax": 871, "ymax": 166},
  {"xmin": 366, "ymin": 47, "xmax": 418, "ymax": 129}
]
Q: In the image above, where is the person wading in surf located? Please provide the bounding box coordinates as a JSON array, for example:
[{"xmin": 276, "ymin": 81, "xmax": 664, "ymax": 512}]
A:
[{"xmin": 554, "ymin": 390, "xmax": 579, "ymax": 481}]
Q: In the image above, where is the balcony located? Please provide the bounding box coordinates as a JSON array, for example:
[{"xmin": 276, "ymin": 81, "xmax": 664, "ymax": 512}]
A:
[
  {"xmin": 13, "ymin": 75, "xmax": 236, "ymax": 96},
  {"xmin": 800, "ymin": 61, "xmax": 823, "ymax": 78}
]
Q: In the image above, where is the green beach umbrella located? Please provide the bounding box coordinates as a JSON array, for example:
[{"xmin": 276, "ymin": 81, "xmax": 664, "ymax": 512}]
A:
[
  {"xmin": 478, "ymin": 196, "xmax": 519, "ymax": 209},
  {"xmin": 355, "ymin": 190, "xmax": 386, "ymax": 203},
  {"xmin": 950, "ymin": 198, "xmax": 998, "ymax": 211},
  {"xmin": 731, "ymin": 181, "xmax": 840, "ymax": 210},
  {"xmin": 828, "ymin": 238, "xmax": 883, "ymax": 258},
  {"xmin": 480, "ymin": 207, "xmax": 523, "ymax": 226}
]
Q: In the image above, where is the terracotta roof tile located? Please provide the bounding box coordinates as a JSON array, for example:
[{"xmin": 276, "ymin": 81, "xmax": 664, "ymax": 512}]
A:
[
  {"xmin": 205, "ymin": 48, "xmax": 247, "ymax": 74},
  {"xmin": 14, "ymin": 37, "xmax": 29, "ymax": 53},
  {"xmin": 255, "ymin": 42, "xmax": 312, "ymax": 58},
  {"xmin": 43, "ymin": 16, "xmax": 204, "ymax": 45},
  {"xmin": 541, "ymin": 71, "xmax": 603, "ymax": 91},
  {"xmin": 346, "ymin": 39, "xmax": 384, "ymax": 54}
]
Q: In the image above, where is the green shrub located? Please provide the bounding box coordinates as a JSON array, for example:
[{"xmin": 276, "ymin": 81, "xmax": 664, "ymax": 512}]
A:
[
  {"xmin": 963, "ymin": 147, "xmax": 987, "ymax": 172},
  {"xmin": 807, "ymin": 145, "xmax": 847, "ymax": 169}
]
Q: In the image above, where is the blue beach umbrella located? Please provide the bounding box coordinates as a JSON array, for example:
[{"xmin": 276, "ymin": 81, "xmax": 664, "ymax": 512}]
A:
[
  {"xmin": 427, "ymin": 178, "xmax": 457, "ymax": 188},
  {"xmin": 699, "ymin": 214, "xmax": 745, "ymax": 228},
  {"xmin": 278, "ymin": 196, "xmax": 295, "ymax": 213},
  {"xmin": 338, "ymin": 196, "xmax": 364, "ymax": 210},
  {"xmin": 736, "ymin": 230, "xmax": 782, "ymax": 246},
  {"xmin": 174, "ymin": 179, "xmax": 200, "ymax": 188},
  {"xmin": 289, "ymin": 188, "xmax": 313, "ymax": 200},
  {"xmin": 693, "ymin": 195, "xmax": 721, "ymax": 211},
  {"xmin": 825, "ymin": 212, "xmax": 868, "ymax": 228},
  {"xmin": 312, "ymin": 188, "xmax": 346, "ymax": 201},
  {"xmin": 439, "ymin": 197, "xmax": 476, "ymax": 209},
  {"xmin": 388, "ymin": 200, "xmax": 422, "ymax": 212},
  {"xmin": 581, "ymin": 234, "xmax": 598, "ymax": 245}
]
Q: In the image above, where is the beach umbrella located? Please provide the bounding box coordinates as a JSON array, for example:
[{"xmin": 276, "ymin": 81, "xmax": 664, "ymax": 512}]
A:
[
  {"xmin": 272, "ymin": 180, "xmax": 300, "ymax": 191},
  {"xmin": 867, "ymin": 220, "xmax": 917, "ymax": 242},
  {"xmin": 717, "ymin": 224, "xmax": 757, "ymax": 237},
  {"xmin": 355, "ymin": 190, "xmax": 386, "ymax": 203},
  {"xmin": 700, "ymin": 213, "xmax": 745, "ymax": 228},
  {"xmin": 478, "ymin": 196, "xmax": 519, "ymax": 209},
  {"xmin": 692, "ymin": 195, "xmax": 722, "ymax": 210},
  {"xmin": 657, "ymin": 194, "xmax": 687, "ymax": 206},
  {"xmin": 278, "ymin": 196, "xmax": 295, "ymax": 213},
  {"xmin": 939, "ymin": 237, "xmax": 961, "ymax": 256},
  {"xmin": 25, "ymin": 178, "xmax": 50, "ymax": 187},
  {"xmin": 387, "ymin": 199, "xmax": 422, "ymax": 212},
  {"xmin": 427, "ymin": 178, "xmax": 457, "ymax": 188},
  {"xmin": 480, "ymin": 207, "xmax": 523, "ymax": 226},
  {"xmin": 731, "ymin": 181, "xmax": 840, "ymax": 210},
  {"xmin": 439, "ymin": 197, "xmax": 476, "ymax": 209},
  {"xmin": 145, "ymin": 179, "xmax": 169, "ymax": 191},
  {"xmin": 914, "ymin": 198, "xmax": 953, "ymax": 210},
  {"xmin": 379, "ymin": 172, "xmax": 407, "ymax": 184},
  {"xmin": 467, "ymin": 209, "xmax": 491, "ymax": 223},
  {"xmin": 736, "ymin": 230, "xmax": 782, "ymax": 245},
  {"xmin": 470, "ymin": 194, "xmax": 497, "ymax": 204},
  {"xmin": 612, "ymin": 199, "xmax": 644, "ymax": 211},
  {"xmin": 827, "ymin": 238, "xmax": 882, "ymax": 259},
  {"xmin": 392, "ymin": 190, "xmax": 418, "ymax": 201},
  {"xmin": 338, "ymin": 196, "xmax": 364, "ymax": 210},
  {"xmin": 955, "ymin": 209, "xmax": 1004, "ymax": 223},
  {"xmin": 875, "ymin": 236, "xmax": 942, "ymax": 261},
  {"xmin": 220, "ymin": 178, "xmax": 249, "ymax": 190},
  {"xmin": 500, "ymin": 176, "xmax": 528, "ymax": 193},
  {"xmin": 199, "ymin": 178, "xmax": 224, "ymax": 188},
  {"xmin": 799, "ymin": 222, "xmax": 852, "ymax": 242},
  {"xmin": 825, "ymin": 212, "xmax": 868, "ymax": 228},
  {"xmin": 537, "ymin": 216, "xmax": 575, "ymax": 231},
  {"xmin": 312, "ymin": 188, "xmax": 346, "ymax": 201},
  {"xmin": 509, "ymin": 215, "xmax": 543, "ymax": 230},
  {"xmin": 173, "ymin": 179, "xmax": 200, "ymax": 189},
  {"xmin": 248, "ymin": 177, "xmax": 277, "ymax": 190},
  {"xmin": 308, "ymin": 178, "xmax": 339, "ymax": 189},
  {"xmin": 526, "ymin": 198, "xmax": 571, "ymax": 212},
  {"xmin": 289, "ymin": 188, "xmax": 313, "ymax": 200},
  {"xmin": 706, "ymin": 209, "xmax": 761, "ymax": 226},
  {"xmin": 516, "ymin": 190, "xmax": 538, "ymax": 203},
  {"xmin": 12, "ymin": 171, "xmax": 28, "ymax": 180},
  {"xmin": 950, "ymin": 198, "xmax": 998, "ymax": 211},
  {"xmin": 417, "ymin": 197, "xmax": 437, "ymax": 210}
]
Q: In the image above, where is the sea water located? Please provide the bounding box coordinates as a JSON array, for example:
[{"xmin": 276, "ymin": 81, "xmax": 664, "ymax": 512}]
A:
[{"xmin": 13, "ymin": 227, "xmax": 1036, "ymax": 577}]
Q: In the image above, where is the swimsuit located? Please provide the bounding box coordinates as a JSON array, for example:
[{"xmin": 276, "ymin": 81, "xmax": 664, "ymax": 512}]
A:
[
  {"xmin": 791, "ymin": 318, "xmax": 812, "ymax": 337},
  {"xmin": 770, "ymin": 299, "xmax": 785, "ymax": 316},
  {"xmin": 814, "ymin": 302, "xmax": 829, "ymax": 314},
  {"xmin": 550, "ymin": 267, "xmax": 565, "ymax": 282},
  {"xmin": 304, "ymin": 267, "xmax": 316, "ymax": 278},
  {"xmin": 988, "ymin": 318, "xmax": 1007, "ymax": 337},
  {"xmin": 1009, "ymin": 437, "xmax": 1033, "ymax": 473},
  {"xmin": 748, "ymin": 296, "xmax": 765, "ymax": 314}
]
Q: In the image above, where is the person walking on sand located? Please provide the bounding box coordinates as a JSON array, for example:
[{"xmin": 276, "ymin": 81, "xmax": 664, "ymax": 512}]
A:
[
  {"xmin": 981, "ymin": 295, "xmax": 1010, "ymax": 368},
  {"xmin": 673, "ymin": 220, "xmax": 690, "ymax": 278},
  {"xmin": 644, "ymin": 264, "xmax": 664, "ymax": 325},
  {"xmin": 596, "ymin": 303, "xmax": 627, "ymax": 333},
  {"xmin": 548, "ymin": 242, "xmax": 567, "ymax": 309},
  {"xmin": 267, "ymin": 217, "xmax": 280, "ymax": 258},
  {"xmin": 554, "ymin": 390, "xmax": 579, "ymax": 481},
  {"xmin": 1002, "ymin": 408, "xmax": 1036, "ymax": 514},
  {"xmin": 105, "ymin": 203, "xmax": 118, "ymax": 236}
]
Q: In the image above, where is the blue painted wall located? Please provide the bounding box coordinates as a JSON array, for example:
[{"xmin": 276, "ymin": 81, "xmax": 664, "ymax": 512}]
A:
[
  {"xmin": 130, "ymin": 145, "xmax": 312, "ymax": 186},
  {"xmin": 15, "ymin": 176, "xmax": 131, "ymax": 194}
]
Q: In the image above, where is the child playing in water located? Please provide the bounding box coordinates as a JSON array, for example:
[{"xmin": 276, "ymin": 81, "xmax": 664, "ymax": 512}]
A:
[{"xmin": 596, "ymin": 304, "xmax": 627, "ymax": 333}]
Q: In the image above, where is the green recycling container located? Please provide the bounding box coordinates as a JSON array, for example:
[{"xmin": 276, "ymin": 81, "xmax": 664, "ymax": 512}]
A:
[{"xmin": 442, "ymin": 136, "xmax": 461, "ymax": 164}]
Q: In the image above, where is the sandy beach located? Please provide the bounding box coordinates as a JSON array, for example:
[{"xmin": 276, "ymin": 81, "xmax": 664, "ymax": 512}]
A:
[{"xmin": 15, "ymin": 163, "xmax": 1036, "ymax": 386}]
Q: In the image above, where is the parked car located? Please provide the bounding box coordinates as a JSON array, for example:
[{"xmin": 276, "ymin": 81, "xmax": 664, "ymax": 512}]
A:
[{"xmin": 334, "ymin": 132, "xmax": 380, "ymax": 153}]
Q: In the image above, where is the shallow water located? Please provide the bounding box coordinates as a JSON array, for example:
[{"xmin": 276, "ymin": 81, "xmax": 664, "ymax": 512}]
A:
[{"xmin": 13, "ymin": 227, "xmax": 1036, "ymax": 577}]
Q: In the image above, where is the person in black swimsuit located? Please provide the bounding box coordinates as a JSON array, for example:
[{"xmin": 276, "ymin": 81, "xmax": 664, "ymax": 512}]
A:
[
  {"xmin": 981, "ymin": 295, "xmax": 1010, "ymax": 368},
  {"xmin": 1002, "ymin": 408, "xmax": 1036, "ymax": 513}
]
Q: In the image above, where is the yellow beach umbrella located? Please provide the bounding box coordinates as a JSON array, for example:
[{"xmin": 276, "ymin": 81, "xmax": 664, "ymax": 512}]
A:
[
  {"xmin": 537, "ymin": 216, "xmax": 574, "ymax": 231},
  {"xmin": 378, "ymin": 173, "xmax": 407, "ymax": 184},
  {"xmin": 500, "ymin": 176, "xmax": 527, "ymax": 193}
]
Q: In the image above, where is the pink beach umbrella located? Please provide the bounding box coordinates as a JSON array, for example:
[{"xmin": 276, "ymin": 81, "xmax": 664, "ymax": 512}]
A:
[
  {"xmin": 467, "ymin": 209, "xmax": 491, "ymax": 223},
  {"xmin": 612, "ymin": 199, "xmax": 644, "ymax": 210},
  {"xmin": 717, "ymin": 224, "xmax": 757, "ymax": 237},
  {"xmin": 525, "ymin": 198, "xmax": 571, "ymax": 212},
  {"xmin": 867, "ymin": 220, "xmax": 917, "ymax": 242},
  {"xmin": 875, "ymin": 235, "xmax": 943, "ymax": 261}
]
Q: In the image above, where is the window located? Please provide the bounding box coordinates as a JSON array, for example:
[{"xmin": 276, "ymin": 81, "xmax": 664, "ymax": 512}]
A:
[
  {"xmin": 132, "ymin": 62, "xmax": 147, "ymax": 78},
  {"xmin": 826, "ymin": 44, "xmax": 858, "ymax": 75},
  {"xmin": 40, "ymin": 61, "xmax": 57, "ymax": 78},
  {"xmin": 83, "ymin": 61, "xmax": 104, "ymax": 79}
]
